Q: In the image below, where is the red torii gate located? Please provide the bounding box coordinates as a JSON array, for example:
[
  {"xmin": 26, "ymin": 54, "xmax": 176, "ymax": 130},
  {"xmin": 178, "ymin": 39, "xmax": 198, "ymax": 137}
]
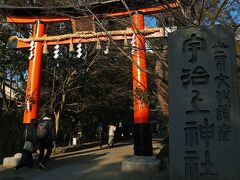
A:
[{"xmin": 2, "ymin": 0, "xmax": 179, "ymax": 156}]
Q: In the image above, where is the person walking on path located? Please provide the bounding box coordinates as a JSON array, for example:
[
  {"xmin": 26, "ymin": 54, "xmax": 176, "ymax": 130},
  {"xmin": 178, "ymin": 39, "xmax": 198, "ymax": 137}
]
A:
[
  {"xmin": 108, "ymin": 123, "xmax": 116, "ymax": 148},
  {"xmin": 96, "ymin": 123, "xmax": 106, "ymax": 149},
  {"xmin": 37, "ymin": 113, "xmax": 56, "ymax": 170},
  {"xmin": 15, "ymin": 119, "xmax": 37, "ymax": 172}
]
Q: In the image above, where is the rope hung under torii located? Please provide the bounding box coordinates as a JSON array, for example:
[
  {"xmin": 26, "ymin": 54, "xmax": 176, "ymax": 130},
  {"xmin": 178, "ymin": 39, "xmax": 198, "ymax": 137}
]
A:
[
  {"xmin": 9, "ymin": 27, "xmax": 169, "ymax": 58},
  {"xmin": 10, "ymin": 28, "xmax": 166, "ymax": 42}
]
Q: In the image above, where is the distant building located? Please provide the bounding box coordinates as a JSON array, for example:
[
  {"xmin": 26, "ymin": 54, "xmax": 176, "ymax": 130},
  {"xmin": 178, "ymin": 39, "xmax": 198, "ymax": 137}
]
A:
[{"xmin": 0, "ymin": 80, "xmax": 22, "ymax": 108}]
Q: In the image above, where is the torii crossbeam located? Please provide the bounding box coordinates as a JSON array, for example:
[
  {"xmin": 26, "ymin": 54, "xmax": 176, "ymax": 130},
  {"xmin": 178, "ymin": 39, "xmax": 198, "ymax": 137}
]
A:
[{"xmin": 1, "ymin": 0, "xmax": 179, "ymax": 156}]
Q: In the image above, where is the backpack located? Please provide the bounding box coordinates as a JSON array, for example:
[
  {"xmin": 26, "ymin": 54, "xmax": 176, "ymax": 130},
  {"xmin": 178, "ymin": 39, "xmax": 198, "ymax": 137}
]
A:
[
  {"xmin": 96, "ymin": 126, "xmax": 105, "ymax": 137},
  {"xmin": 37, "ymin": 121, "xmax": 49, "ymax": 139},
  {"xmin": 96, "ymin": 127, "xmax": 102, "ymax": 137}
]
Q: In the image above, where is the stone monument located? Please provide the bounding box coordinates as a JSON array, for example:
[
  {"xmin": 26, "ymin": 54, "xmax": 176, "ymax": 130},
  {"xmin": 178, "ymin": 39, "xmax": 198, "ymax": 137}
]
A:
[{"xmin": 168, "ymin": 26, "xmax": 240, "ymax": 180}]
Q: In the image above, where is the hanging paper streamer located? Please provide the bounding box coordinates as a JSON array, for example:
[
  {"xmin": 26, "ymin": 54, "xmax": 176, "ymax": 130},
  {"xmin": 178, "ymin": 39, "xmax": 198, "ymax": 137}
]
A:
[
  {"xmin": 124, "ymin": 34, "xmax": 128, "ymax": 49},
  {"xmin": 104, "ymin": 39, "xmax": 110, "ymax": 54},
  {"xmin": 54, "ymin": 44, "xmax": 60, "ymax": 59},
  {"xmin": 77, "ymin": 42, "xmax": 82, "ymax": 58},
  {"xmin": 131, "ymin": 33, "xmax": 136, "ymax": 54},
  {"xmin": 96, "ymin": 36, "xmax": 101, "ymax": 50},
  {"xmin": 29, "ymin": 41, "xmax": 35, "ymax": 59},
  {"xmin": 69, "ymin": 38, "xmax": 75, "ymax": 52},
  {"xmin": 43, "ymin": 41, "xmax": 48, "ymax": 54},
  {"xmin": 26, "ymin": 100, "xmax": 31, "ymax": 111}
]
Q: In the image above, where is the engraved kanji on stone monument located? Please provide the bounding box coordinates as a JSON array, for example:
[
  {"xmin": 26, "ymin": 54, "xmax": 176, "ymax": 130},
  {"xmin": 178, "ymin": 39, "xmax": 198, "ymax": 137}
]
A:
[
  {"xmin": 186, "ymin": 90, "xmax": 210, "ymax": 114},
  {"xmin": 181, "ymin": 66, "xmax": 210, "ymax": 87},
  {"xmin": 218, "ymin": 123, "xmax": 231, "ymax": 141},
  {"xmin": 212, "ymin": 39, "xmax": 233, "ymax": 145},
  {"xmin": 169, "ymin": 26, "xmax": 240, "ymax": 179},
  {"xmin": 216, "ymin": 104, "xmax": 231, "ymax": 121},
  {"xmin": 184, "ymin": 151, "xmax": 200, "ymax": 178},
  {"xmin": 212, "ymin": 41, "xmax": 228, "ymax": 72},
  {"xmin": 216, "ymin": 89, "xmax": 230, "ymax": 104},
  {"xmin": 200, "ymin": 151, "xmax": 217, "ymax": 176},
  {"xmin": 199, "ymin": 118, "xmax": 214, "ymax": 148},
  {"xmin": 184, "ymin": 122, "xmax": 199, "ymax": 147},
  {"xmin": 183, "ymin": 34, "xmax": 206, "ymax": 63},
  {"xmin": 215, "ymin": 73, "xmax": 229, "ymax": 89}
]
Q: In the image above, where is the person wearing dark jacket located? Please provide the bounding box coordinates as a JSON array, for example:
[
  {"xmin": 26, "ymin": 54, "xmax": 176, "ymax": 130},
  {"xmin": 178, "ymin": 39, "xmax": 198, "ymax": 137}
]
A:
[
  {"xmin": 15, "ymin": 119, "xmax": 37, "ymax": 171},
  {"xmin": 96, "ymin": 123, "xmax": 105, "ymax": 149},
  {"xmin": 37, "ymin": 114, "xmax": 56, "ymax": 169}
]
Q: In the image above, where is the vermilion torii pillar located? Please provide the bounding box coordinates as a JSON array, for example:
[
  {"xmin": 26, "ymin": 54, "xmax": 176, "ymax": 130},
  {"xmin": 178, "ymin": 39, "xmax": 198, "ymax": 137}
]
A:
[
  {"xmin": 24, "ymin": 20, "xmax": 45, "ymax": 124},
  {"xmin": 132, "ymin": 11, "xmax": 152, "ymax": 156},
  {"xmin": 5, "ymin": 17, "xmax": 71, "ymax": 124}
]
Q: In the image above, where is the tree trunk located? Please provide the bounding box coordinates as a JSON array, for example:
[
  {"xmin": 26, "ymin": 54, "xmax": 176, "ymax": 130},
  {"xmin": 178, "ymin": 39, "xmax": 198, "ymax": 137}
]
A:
[
  {"xmin": 55, "ymin": 110, "xmax": 60, "ymax": 135},
  {"xmin": 155, "ymin": 47, "xmax": 168, "ymax": 119},
  {"xmin": 54, "ymin": 93, "xmax": 66, "ymax": 135},
  {"xmin": 0, "ymin": 67, "xmax": 9, "ymax": 112},
  {"xmin": 50, "ymin": 66, "xmax": 56, "ymax": 115},
  {"xmin": 8, "ymin": 68, "xmax": 13, "ymax": 109}
]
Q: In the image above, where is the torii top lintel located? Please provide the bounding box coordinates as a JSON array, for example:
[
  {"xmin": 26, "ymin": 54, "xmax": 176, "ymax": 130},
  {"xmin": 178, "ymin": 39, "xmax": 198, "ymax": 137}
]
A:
[{"xmin": 1, "ymin": 0, "xmax": 179, "ymax": 23}]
